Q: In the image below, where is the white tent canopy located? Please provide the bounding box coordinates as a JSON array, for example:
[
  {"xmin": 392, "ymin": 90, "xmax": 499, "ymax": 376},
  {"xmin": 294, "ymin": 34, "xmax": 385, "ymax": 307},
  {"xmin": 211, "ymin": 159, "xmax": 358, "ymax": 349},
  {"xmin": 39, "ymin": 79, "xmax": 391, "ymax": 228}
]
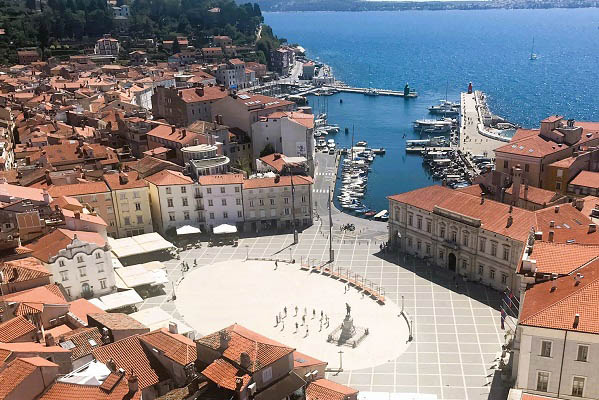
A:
[
  {"xmin": 213, "ymin": 224, "xmax": 237, "ymax": 235},
  {"xmin": 58, "ymin": 360, "xmax": 111, "ymax": 386},
  {"xmin": 108, "ymin": 233, "xmax": 174, "ymax": 258},
  {"xmin": 176, "ymin": 225, "xmax": 201, "ymax": 235},
  {"xmin": 89, "ymin": 289, "xmax": 143, "ymax": 311}
]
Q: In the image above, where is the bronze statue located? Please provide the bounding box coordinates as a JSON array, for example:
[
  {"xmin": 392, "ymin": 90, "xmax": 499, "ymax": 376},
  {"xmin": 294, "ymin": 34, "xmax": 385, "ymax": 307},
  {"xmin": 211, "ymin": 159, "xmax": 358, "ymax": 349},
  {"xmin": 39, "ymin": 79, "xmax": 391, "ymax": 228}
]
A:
[{"xmin": 345, "ymin": 302, "xmax": 351, "ymax": 317}]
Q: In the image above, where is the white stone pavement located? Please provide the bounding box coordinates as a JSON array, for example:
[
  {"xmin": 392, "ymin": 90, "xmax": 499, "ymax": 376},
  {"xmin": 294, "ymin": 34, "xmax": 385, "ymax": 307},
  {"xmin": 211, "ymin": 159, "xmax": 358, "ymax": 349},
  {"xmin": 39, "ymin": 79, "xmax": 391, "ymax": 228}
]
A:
[{"xmin": 175, "ymin": 260, "xmax": 410, "ymax": 370}]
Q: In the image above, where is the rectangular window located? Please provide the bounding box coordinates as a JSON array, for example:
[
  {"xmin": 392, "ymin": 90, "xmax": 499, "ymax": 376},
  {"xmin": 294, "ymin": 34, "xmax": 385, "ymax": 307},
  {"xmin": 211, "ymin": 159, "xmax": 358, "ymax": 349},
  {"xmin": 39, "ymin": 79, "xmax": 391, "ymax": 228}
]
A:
[
  {"xmin": 223, "ymin": 212, "xmax": 228, "ymax": 218},
  {"xmin": 541, "ymin": 341, "xmax": 552, "ymax": 357},
  {"xmin": 556, "ymin": 181, "xmax": 562, "ymax": 190},
  {"xmin": 98, "ymin": 263, "xmax": 104, "ymax": 273},
  {"xmin": 490, "ymin": 269, "xmax": 495, "ymax": 280},
  {"xmin": 503, "ymin": 246, "xmax": 510, "ymax": 261},
  {"xmin": 408, "ymin": 214, "xmax": 413, "ymax": 226},
  {"xmin": 524, "ymin": 164, "xmax": 530, "ymax": 172},
  {"xmin": 167, "ymin": 199, "xmax": 174, "ymax": 207},
  {"xmin": 503, "ymin": 160, "xmax": 508, "ymax": 169},
  {"xmin": 284, "ymin": 198, "xmax": 289, "ymax": 204},
  {"xmin": 478, "ymin": 265, "xmax": 484, "ymax": 275},
  {"xmin": 236, "ymin": 198, "xmax": 241, "ymax": 205},
  {"xmin": 100, "ymin": 279, "xmax": 107, "ymax": 290},
  {"xmin": 259, "ymin": 199, "xmax": 264, "ymax": 206},
  {"xmin": 220, "ymin": 187, "xmax": 225, "ymax": 193},
  {"xmin": 284, "ymin": 208, "xmax": 290, "ymax": 215},
  {"xmin": 425, "ymin": 243, "xmax": 431, "ymax": 255},
  {"xmin": 249, "ymin": 200, "xmax": 254, "ymax": 207},
  {"xmin": 491, "ymin": 242, "xmax": 497, "ymax": 257},
  {"xmin": 451, "ymin": 231, "xmax": 457, "ymax": 242},
  {"xmin": 136, "ymin": 215, "xmax": 143, "ymax": 224},
  {"xmin": 426, "ymin": 220, "xmax": 431, "ymax": 233},
  {"xmin": 440, "ymin": 226, "xmax": 445, "ymax": 238},
  {"xmin": 168, "ymin": 212, "xmax": 175, "ymax": 221},
  {"xmin": 439, "ymin": 250, "xmax": 444, "ymax": 260},
  {"xmin": 463, "ymin": 233, "xmax": 469, "ymax": 246},
  {"xmin": 133, "ymin": 191, "xmax": 140, "ymax": 199},
  {"xmin": 301, "ymin": 195, "xmax": 306, "ymax": 202},
  {"xmin": 238, "ymin": 211, "xmax": 242, "ymax": 218},
  {"xmin": 181, "ymin": 186, "xmax": 186, "ymax": 193},
  {"xmin": 209, "ymin": 212, "xmax": 214, "ymax": 219},
  {"xmin": 235, "ymin": 186, "xmax": 240, "ymax": 193},
  {"xmin": 59, "ymin": 260, "xmax": 65, "ymax": 267},
  {"xmin": 572, "ymin": 377, "xmax": 585, "ymax": 397},
  {"xmin": 184, "ymin": 211, "xmax": 190, "ymax": 220},
  {"xmin": 407, "ymin": 237, "xmax": 413, "ymax": 247},
  {"xmin": 124, "ymin": 217, "xmax": 131, "ymax": 225},
  {"xmin": 207, "ymin": 188, "xmax": 212, "ymax": 194},
  {"xmin": 120, "ymin": 193, "xmax": 126, "ymax": 200},
  {"xmin": 479, "ymin": 238, "xmax": 486, "ymax": 252},
  {"xmin": 182, "ymin": 198, "xmax": 188, "ymax": 207},
  {"xmin": 222, "ymin": 199, "xmax": 227, "ymax": 206},
  {"xmin": 95, "ymin": 252, "xmax": 101, "ymax": 259},
  {"xmin": 501, "ymin": 274, "xmax": 508, "ymax": 284},
  {"xmin": 577, "ymin": 345, "xmax": 589, "ymax": 362},
  {"xmin": 208, "ymin": 199, "xmax": 213, "ymax": 206},
  {"xmin": 270, "ymin": 198, "xmax": 275, "ymax": 205},
  {"xmin": 417, "ymin": 217, "xmax": 422, "ymax": 230},
  {"xmin": 107, "ymin": 206, "xmax": 114, "ymax": 214},
  {"xmin": 77, "ymin": 256, "xmax": 84, "ymax": 263},
  {"xmin": 135, "ymin": 202, "xmax": 141, "ymax": 211},
  {"xmin": 79, "ymin": 267, "xmax": 87, "ymax": 277},
  {"xmin": 60, "ymin": 271, "xmax": 68, "ymax": 281},
  {"xmin": 537, "ymin": 372, "xmax": 549, "ymax": 392},
  {"xmin": 166, "ymin": 187, "xmax": 172, "ymax": 194},
  {"xmin": 416, "ymin": 240, "xmax": 421, "ymax": 251}
]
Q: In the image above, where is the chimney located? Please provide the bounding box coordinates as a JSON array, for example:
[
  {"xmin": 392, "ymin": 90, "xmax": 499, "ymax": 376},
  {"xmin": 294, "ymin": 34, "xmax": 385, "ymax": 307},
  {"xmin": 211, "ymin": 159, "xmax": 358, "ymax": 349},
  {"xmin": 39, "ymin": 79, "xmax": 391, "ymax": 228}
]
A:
[
  {"xmin": 480, "ymin": 194, "xmax": 484, "ymax": 205},
  {"xmin": 74, "ymin": 212, "xmax": 81, "ymax": 219},
  {"xmin": 235, "ymin": 376, "xmax": 244, "ymax": 391},
  {"xmin": 574, "ymin": 314, "xmax": 580, "ymax": 328},
  {"xmin": 45, "ymin": 169, "xmax": 51, "ymax": 184},
  {"xmin": 181, "ymin": 129, "xmax": 186, "ymax": 138},
  {"xmin": 106, "ymin": 358, "xmax": 117, "ymax": 372},
  {"xmin": 576, "ymin": 198, "xmax": 585, "ymax": 211},
  {"xmin": 239, "ymin": 352, "xmax": 251, "ymax": 370},
  {"xmin": 555, "ymin": 205, "xmax": 560, "ymax": 213},
  {"xmin": 44, "ymin": 333, "xmax": 55, "ymax": 346},
  {"xmin": 589, "ymin": 224, "xmax": 596, "ymax": 234},
  {"xmin": 216, "ymin": 114, "xmax": 223, "ymax": 125},
  {"xmin": 168, "ymin": 321, "xmax": 178, "ymax": 334},
  {"xmin": 512, "ymin": 165, "xmax": 522, "ymax": 201},
  {"xmin": 119, "ymin": 173, "xmax": 129, "ymax": 185},
  {"xmin": 524, "ymin": 184, "xmax": 528, "ymax": 200},
  {"xmin": 42, "ymin": 190, "xmax": 50, "ymax": 204},
  {"xmin": 195, "ymin": 87, "xmax": 204, "ymax": 97},
  {"xmin": 218, "ymin": 330, "xmax": 230, "ymax": 352},
  {"xmin": 127, "ymin": 372, "xmax": 139, "ymax": 394},
  {"xmin": 507, "ymin": 215, "xmax": 513, "ymax": 228},
  {"xmin": 171, "ymin": 126, "xmax": 176, "ymax": 134},
  {"xmin": 102, "ymin": 327, "xmax": 111, "ymax": 344},
  {"xmin": 549, "ymin": 230, "xmax": 554, "ymax": 242},
  {"xmin": 273, "ymin": 153, "xmax": 281, "ymax": 160}
]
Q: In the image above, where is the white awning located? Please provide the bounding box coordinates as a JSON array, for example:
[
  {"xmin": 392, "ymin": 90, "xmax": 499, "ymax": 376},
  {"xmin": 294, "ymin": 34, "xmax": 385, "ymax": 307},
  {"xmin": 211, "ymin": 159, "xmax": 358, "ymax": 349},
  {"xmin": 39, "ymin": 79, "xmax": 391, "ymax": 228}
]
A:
[
  {"xmin": 129, "ymin": 307, "xmax": 194, "ymax": 336},
  {"xmin": 114, "ymin": 261, "xmax": 168, "ymax": 289},
  {"xmin": 87, "ymin": 298, "xmax": 108, "ymax": 311},
  {"xmin": 92, "ymin": 289, "xmax": 143, "ymax": 311},
  {"xmin": 213, "ymin": 224, "xmax": 237, "ymax": 235},
  {"xmin": 108, "ymin": 232, "xmax": 174, "ymax": 258},
  {"xmin": 176, "ymin": 225, "xmax": 201, "ymax": 235}
]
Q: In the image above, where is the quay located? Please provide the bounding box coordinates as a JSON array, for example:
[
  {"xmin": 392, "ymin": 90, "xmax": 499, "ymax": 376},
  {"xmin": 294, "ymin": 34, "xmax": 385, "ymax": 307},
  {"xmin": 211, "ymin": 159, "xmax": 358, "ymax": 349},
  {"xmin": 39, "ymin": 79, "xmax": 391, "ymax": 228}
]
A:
[
  {"xmin": 459, "ymin": 90, "xmax": 511, "ymax": 156},
  {"xmin": 328, "ymin": 86, "xmax": 418, "ymax": 98},
  {"xmin": 405, "ymin": 146, "xmax": 453, "ymax": 153}
]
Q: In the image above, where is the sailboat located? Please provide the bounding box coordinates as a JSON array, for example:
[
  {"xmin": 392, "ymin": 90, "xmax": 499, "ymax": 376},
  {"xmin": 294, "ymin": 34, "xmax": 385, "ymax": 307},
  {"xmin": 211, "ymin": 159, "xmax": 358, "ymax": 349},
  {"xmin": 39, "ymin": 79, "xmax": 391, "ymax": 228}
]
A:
[{"xmin": 530, "ymin": 37, "xmax": 538, "ymax": 60}]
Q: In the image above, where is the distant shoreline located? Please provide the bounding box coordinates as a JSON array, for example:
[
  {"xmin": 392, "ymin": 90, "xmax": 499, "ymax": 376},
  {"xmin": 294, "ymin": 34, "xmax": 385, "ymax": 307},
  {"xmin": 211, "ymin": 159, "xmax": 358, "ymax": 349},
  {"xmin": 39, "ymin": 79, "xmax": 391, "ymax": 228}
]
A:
[{"xmin": 260, "ymin": 3, "xmax": 599, "ymax": 12}]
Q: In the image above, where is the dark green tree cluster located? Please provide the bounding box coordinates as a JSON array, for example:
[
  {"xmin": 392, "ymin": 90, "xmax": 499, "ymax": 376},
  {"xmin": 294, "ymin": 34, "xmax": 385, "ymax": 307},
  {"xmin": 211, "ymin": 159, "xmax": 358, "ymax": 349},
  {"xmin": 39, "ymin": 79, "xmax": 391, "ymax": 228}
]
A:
[{"xmin": 255, "ymin": 24, "xmax": 283, "ymax": 69}]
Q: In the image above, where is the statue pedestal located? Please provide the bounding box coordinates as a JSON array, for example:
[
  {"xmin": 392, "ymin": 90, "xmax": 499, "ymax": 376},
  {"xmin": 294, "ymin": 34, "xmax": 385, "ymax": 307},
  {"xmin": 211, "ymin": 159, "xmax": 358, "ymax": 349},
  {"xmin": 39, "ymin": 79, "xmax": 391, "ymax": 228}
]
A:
[{"xmin": 339, "ymin": 316, "xmax": 356, "ymax": 341}]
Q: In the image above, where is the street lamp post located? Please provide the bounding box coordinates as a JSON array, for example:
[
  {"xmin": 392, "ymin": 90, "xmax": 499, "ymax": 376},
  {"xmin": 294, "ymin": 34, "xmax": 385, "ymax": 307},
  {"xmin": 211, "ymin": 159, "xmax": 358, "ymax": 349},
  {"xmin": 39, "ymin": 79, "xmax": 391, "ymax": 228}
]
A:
[{"xmin": 328, "ymin": 188, "xmax": 334, "ymax": 262}]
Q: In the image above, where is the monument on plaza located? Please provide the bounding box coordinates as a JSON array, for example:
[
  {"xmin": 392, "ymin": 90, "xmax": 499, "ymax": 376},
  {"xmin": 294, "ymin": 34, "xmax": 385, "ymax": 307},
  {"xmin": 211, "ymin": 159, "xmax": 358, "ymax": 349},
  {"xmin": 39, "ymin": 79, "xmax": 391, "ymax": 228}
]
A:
[{"xmin": 328, "ymin": 303, "xmax": 368, "ymax": 347}]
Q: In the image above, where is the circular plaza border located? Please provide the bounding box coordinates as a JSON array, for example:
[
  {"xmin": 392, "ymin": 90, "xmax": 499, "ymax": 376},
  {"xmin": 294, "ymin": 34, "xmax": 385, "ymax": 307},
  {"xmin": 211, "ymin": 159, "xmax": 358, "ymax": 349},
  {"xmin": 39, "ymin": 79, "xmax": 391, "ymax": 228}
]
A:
[{"xmin": 175, "ymin": 260, "xmax": 410, "ymax": 370}]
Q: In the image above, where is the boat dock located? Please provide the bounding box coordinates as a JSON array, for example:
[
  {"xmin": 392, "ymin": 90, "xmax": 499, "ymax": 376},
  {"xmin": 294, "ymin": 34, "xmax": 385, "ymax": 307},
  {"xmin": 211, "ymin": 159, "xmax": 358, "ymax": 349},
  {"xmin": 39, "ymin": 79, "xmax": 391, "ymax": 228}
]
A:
[
  {"xmin": 406, "ymin": 146, "xmax": 454, "ymax": 153},
  {"xmin": 329, "ymin": 86, "xmax": 418, "ymax": 98}
]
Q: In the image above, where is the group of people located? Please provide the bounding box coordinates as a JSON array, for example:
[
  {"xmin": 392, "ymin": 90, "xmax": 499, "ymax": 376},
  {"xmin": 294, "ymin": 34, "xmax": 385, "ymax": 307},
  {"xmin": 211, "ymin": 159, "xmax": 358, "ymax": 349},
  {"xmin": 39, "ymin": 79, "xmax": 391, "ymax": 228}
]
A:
[{"xmin": 274, "ymin": 306, "xmax": 332, "ymax": 337}]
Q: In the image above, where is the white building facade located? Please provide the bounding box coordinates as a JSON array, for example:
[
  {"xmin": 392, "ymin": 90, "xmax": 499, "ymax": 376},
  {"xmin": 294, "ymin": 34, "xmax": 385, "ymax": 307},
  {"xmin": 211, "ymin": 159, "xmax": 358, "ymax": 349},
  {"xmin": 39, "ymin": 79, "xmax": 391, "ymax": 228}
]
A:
[{"xmin": 198, "ymin": 174, "xmax": 244, "ymax": 232}]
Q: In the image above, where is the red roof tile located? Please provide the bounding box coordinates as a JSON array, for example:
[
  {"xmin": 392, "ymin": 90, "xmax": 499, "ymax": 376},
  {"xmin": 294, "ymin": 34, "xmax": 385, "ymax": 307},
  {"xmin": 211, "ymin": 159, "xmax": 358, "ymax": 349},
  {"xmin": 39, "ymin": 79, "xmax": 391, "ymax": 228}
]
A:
[
  {"xmin": 196, "ymin": 324, "xmax": 294, "ymax": 373},
  {"xmin": 201, "ymin": 358, "xmax": 250, "ymax": 390},
  {"xmin": 103, "ymin": 171, "xmax": 147, "ymax": 191},
  {"xmin": 198, "ymin": 174, "xmax": 244, "ymax": 186},
  {"xmin": 39, "ymin": 373, "xmax": 141, "ymax": 400},
  {"xmin": 0, "ymin": 316, "xmax": 36, "ymax": 342},
  {"xmin": 570, "ymin": 170, "xmax": 599, "ymax": 189},
  {"xmin": 145, "ymin": 170, "xmax": 193, "ymax": 186},
  {"xmin": 0, "ymin": 357, "xmax": 49, "ymax": 398},
  {"xmin": 0, "ymin": 257, "xmax": 51, "ymax": 283},
  {"xmin": 526, "ymin": 241, "xmax": 599, "ymax": 275},
  {"xmin": 243, "ymin": 175, "xmax": 313, "ymax": 189},
  {"xmin": 520, "ymin": 258, "xmax": 599, "ymax": 334},
  {"xmin": 139, "ymin": 328, "xmax": 196, "ymax": 366},
  {"xmin": 26, "ymin": 228, "xmax": 107, "ymax": 263},
  {"xmin": 68, "ymin": 298, "xmax": 105, "ymax": 322},
  {"xmin": 58, "ymin": 327, "xmax": 103, "ymax": 361},
  {"xmin": 46, "ymin": 181, "xmax": 110, "ymax": 197},
  {"xmin": 306, "ymin": 379, "xmax": 358, "ymax": 400}
]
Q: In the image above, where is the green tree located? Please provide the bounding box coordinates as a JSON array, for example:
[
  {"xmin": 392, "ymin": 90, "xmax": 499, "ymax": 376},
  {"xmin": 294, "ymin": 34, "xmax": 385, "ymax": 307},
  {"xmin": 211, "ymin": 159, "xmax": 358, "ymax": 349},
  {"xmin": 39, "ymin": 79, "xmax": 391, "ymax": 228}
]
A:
[
  {"xmin": 259, "ymin": 143, "xmax": 275, "ymax": 158},
  {"xmin": 172, "ymin": 36, "xmax": 180, "ymax": 54},
  {"xmin": 37, "ymin": 18, "xmax": 50, "ymax": 60}
]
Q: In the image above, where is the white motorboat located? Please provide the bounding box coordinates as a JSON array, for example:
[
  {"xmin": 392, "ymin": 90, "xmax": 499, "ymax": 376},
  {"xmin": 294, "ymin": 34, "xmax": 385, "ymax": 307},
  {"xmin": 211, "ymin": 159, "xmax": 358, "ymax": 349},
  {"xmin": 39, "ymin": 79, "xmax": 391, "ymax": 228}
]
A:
[
  {"xmin": 355, "ymin": 141, "xmax": 367, "ymax": 147},
  {"xmin": 323, "ymin": 125, "xmax": 340, "ymax": 133}
]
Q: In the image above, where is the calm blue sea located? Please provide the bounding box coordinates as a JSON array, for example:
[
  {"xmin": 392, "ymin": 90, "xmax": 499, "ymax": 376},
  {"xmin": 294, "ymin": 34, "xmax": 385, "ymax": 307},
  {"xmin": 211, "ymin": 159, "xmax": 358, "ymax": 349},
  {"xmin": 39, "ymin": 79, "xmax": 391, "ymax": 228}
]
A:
[{"xmin": 264, "ymin": 9, "xmax": 599, "ymax": 211}]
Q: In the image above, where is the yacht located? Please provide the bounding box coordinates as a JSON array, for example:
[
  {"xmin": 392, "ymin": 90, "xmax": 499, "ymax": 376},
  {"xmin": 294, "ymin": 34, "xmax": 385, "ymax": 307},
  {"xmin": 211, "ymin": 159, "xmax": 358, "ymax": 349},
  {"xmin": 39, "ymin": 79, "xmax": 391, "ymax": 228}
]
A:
[
  {"xmin": 413, "ymin": 119, "xmax": 453, "ymax": 134},
  {"xmin": 327, "ymin": 139, "xmax": 336, "ymax": 149},
  {"xmin": 428, "ymin": 100, "xmax": 460, "ymax": 116},
  {"xmin": 365, "ymin": 88, "xmax": 379, "ymax": 96}
]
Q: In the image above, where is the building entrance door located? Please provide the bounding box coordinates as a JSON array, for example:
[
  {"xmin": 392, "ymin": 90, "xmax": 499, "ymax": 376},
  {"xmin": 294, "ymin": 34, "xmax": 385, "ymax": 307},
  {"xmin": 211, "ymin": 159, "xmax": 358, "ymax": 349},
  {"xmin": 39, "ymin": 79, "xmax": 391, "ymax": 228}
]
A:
[{"xmin": 448, "ymin": 253, "xmax": 457, "ymax": 272}]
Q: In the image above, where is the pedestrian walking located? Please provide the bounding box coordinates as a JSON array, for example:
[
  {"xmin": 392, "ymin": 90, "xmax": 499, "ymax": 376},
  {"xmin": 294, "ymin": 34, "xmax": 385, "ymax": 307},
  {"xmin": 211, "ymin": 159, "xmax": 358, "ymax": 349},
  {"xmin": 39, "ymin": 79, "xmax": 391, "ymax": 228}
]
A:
[
  {"xmin": 302, "ymin": 315, "xmax": 305, "ymax": 325},
  {"xmin": 284, "ymin": 306, "xmax": 287, "ymax": 316},
  {"xmin": 281, "ymin": 321, "xmax": 285, "ymax": 331},
  {"xmin": 275, "ymin": 316, "xmax": 279, "ymax": 326},
  {"xmin": 294, "ymin": 306, "xmax": 298, "ymax": 316},
  {"xmin": 275, "ymin": 260, "xmax": 278, "ymax": 270},
  {"xmin": 312, "ymin": 309, "xmax": 316, "ymax": 319},
  {"xmin": 319, "ymin": 321, "xmax": 322, "ymax": 331}
]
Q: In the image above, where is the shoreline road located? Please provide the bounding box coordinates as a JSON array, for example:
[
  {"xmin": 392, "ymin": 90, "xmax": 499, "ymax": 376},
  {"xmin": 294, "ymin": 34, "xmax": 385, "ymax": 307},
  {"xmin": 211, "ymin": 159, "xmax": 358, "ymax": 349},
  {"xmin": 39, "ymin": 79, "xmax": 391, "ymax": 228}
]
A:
[{"xmin": 459, "ymin": 91, "xmax": 506, "ymax": 157}]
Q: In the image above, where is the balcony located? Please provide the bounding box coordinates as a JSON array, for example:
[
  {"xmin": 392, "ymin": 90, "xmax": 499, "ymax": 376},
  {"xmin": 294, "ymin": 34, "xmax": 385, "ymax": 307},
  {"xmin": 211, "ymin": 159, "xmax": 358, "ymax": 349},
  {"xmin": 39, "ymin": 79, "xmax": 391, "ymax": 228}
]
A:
[
  {"xmin": 443, "ymin": 239, "xmax": 459, "ymax": 250},
  {"xmin": 194, "ymin": 193, "xmax": 202, "ymax": 199}
]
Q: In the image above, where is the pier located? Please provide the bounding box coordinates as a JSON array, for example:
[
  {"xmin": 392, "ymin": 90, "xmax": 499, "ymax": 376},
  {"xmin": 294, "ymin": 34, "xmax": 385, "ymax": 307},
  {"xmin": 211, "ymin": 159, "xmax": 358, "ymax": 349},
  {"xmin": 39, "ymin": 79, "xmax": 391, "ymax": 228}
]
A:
[
  {"xmin": 327, "ymin": 86, "xmax": 418, "ymax": 98},
  {"xmin": 459, "ymin": 91, "xmax": 509, "ymax": 156}
]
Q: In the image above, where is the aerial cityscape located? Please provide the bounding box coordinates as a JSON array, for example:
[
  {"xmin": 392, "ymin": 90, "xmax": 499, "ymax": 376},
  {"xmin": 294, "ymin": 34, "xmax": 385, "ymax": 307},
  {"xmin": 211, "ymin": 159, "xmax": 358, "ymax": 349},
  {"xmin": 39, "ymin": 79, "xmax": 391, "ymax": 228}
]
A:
[{"xmin": 0, "ymin": 1, "xmax": 597, "ymax": 400}]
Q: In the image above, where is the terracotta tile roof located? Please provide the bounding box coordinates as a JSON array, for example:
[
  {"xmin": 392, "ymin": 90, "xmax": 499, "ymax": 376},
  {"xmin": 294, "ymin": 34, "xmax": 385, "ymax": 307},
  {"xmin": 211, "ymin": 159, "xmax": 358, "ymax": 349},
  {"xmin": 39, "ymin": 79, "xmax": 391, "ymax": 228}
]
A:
[
  {"xmin": 68, "ymin": 298, "xmax": 106, "ymax": 322},
  {"xmin": 46, "ymin": 181, "xmax": 110, "ymax": 197},
  {"xmin": 505, "ymin": 184, "xmax": 559, "ymax": 205},
  {"xmin": 201, "ymin": 358, "xmax": 250, "ymax": 390},
  {"xmin": 293, "ymin": 351, "xmax": 326, "ymax": 368},
  {"xmin": 46, "ymin": 324, "xmax": 73, "ymax": 339},
  {"xmin": 570, "ymin": 170, "xmax": 599, "ymax": 189},
  {"xmin": 88, "ymin": 313, "xmax": 147, "ymax": 331},
  {"xmin": 521, "ymin": 394, "xmax": 555, "ymax": 400},
  {"xmin": 139, "ymin": 328, "xmax": 196, "ymax": 366},
  {"xmin": 196, "ymin": 324, "xmax": 294, "ymax": 373},
  {"xmin": 146, "ymin": 124, "xmax": 209, "ymax": 146},
  {"xmin": 26, "ymin": 228, "xmax": 107, "ymax": 263},
  {"xmin": 39, "ymin": 373, "xmax": 141, "ymax": 400},
  {"xmin": 16, "ymin": 302, "xmax": 43, "ymax": 316},
  {"xmin": 0, "ymin": 182, "xmax": 50, "ymax": 202},
  {"xmin": 549, "ymin": 156, "xmax": 578, "ymax": 168},
  {"xmin": 198, "ymin": 174, "xmax": 244, "ymax": 186},
  {"xmin": 306, "ymin": 379, "xmax": 358, "ymax": 400},
  {"xmin": 62, "ymin": 209, "xmax": 107, "ymax": 226},
  {"xmin": 92, "ymin": 335, "xmax": 170, "ymax": 390},
  {"xmin": 519, "ymin": 258, "xmax": 599, "ymax": 334},
  {"xmin": 0, "ymin": 256, "xmax": 51, "ymax": 283},
  {"xmin": 58, "ymin": 327, "xmax": 103, "ymax": 361},
  {"xmin": 234, "ymin": 93, "xmax": 294, "ymax": 111},
  {"xmin": 526, "ymin": 241, "xmax": 599, "ymax": 275},
  {"xmin": 388, "ymin": 186, "xmax": 537, "ymax": 242},
  {"xmin": 0, "ymin": 316, "xmax": 36, "ymax": 342},
  {"xmin": 51, "ymin": 195, "xmax": 84, "ymax": 210},
  {"xmin": 144, "ymin": 170, "xmax": 193, "ymax": 186},
  {"xmin": 0, "ymin": 341, "xmax": 71, "ymax": 354},
  {"xmin": 0, "ymin": 357, "xmax": 54, "ymax": 398},
  {"xmin": 103, "ymin": 171, "xmax": 147, "ymax": 191},
  {"xmin": 243, "ymin": 175, "xmax": 313, "ymax": 189},
  {"xmin": 178, "ymin": 86, "xmax": 228, "ymax": 103},
  {"xmin": 266, "ymin": 111, "xmax": 314, "ymax": 129},
  {"xmin": 1, "ymin": 284, "xmax": 67, "ymax": 306},
  {"xmin": 534, "ymin": 204, "xmax": 599, "ymax": 244}
]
